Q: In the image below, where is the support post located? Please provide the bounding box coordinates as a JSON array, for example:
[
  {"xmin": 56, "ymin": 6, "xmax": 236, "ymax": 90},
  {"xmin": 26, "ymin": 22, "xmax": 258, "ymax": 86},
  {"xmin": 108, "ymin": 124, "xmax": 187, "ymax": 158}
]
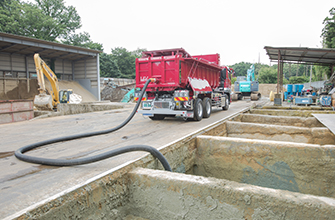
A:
[
  {"xmin": 25, "ymin": 56, "xmax": 30, "ymax": 93},
  {"xmin": 277, "ymin": 50, "xmax": 281, "ymax": 94},
  {"xmin": 280, "ymin": 59, "xmax": 283, "ymax": 93}
]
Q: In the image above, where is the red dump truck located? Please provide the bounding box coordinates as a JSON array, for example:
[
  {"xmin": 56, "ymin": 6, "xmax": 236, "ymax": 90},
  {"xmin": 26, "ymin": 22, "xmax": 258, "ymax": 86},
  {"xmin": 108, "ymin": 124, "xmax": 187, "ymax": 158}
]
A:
[{"xmin": 135, "ymin": 48, "xmax": 233, "ymax": 121}]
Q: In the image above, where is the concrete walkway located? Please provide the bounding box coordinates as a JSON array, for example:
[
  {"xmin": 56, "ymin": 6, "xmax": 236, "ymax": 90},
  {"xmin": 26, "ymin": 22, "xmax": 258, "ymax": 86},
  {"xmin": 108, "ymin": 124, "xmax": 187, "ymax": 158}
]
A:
[{"xmin": 0, "ymin": 100, "xmax": 258, "ymax": 219}]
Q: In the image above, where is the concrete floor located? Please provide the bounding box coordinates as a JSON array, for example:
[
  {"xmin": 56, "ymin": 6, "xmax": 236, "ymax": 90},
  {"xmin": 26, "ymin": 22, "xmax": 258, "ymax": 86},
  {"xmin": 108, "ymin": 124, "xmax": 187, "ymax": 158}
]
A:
[{"xmin": 0, "ymin": 99, "xmax": 259, "ymax": 219}]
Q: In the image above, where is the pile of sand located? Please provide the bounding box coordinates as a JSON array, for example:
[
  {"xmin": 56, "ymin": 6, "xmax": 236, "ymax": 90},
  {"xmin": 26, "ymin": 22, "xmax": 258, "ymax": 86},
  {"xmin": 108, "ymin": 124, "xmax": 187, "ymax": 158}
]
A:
[
  {"xmin": 0, "ymin": 79, "xmax": 39, "ymax": 100},
  {"xmin": 45, "ymin": 80, "xmax": 97, "ymax": 102},
  {"xmin": 1, "ymin": 79, "xmax": 97, "ymax": 103}
]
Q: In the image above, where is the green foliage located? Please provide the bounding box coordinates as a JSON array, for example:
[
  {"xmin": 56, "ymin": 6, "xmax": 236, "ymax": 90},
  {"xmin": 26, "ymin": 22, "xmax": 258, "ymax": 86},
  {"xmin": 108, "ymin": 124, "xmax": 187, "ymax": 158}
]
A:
[
  {"xmin": 288, "ymin": 76, "xmax": 310, "ymax": 84},
  {"xmin": 110, "ymin": 47, "xmax": 136, "ymax": 79},
  {"xmin": 0, "ymin": 0, "xmax": 81, "ymax": 42},
  {"xmin": 100, "ymin": 47, "xmax": 146, "ymax": 79},
  {"xmin": 230, "ymin": 62, "xmax": 252, "ymax": 77},
  {"xmin": 62, "ymin": 32, "xmax": 103, "ymax": 50},
  {"xmin": 0, "ymin": 0, "xmax": 22, "ymax": 34},
  {"xmin": 258, "ymin": 67, "xmax": 278, "ymax": 84},
  {"xmin": 34, "ymin": 0, "xmax": 81, "ymax": 41},
  {"xmin": 0, "ymin": 0, "xmax": 101, "ymax": 51},
  {"xmin": 321, "ymin": 7, "xmax": 335, "ymax": 49},
  {"xmin": 320, "ymin": 7, "xmax": 335, "ymax": 79},
  {"xmin": 100, "ymin": 53, "xmax": 121, "ymax": 78},
  {"xmin": 231, "ymin": 77, "xmax": 237, "ymax": 85},
  {"xmin": 283, "ymin": 78, "xmax": 289, "ymax": 85}
]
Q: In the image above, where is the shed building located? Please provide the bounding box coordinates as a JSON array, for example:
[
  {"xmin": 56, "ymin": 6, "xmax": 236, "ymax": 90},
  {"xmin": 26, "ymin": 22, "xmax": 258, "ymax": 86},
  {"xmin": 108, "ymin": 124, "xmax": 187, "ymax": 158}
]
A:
[{"xmin": 0, "ymin": 32, "xmax": 101, "ymax": 100}]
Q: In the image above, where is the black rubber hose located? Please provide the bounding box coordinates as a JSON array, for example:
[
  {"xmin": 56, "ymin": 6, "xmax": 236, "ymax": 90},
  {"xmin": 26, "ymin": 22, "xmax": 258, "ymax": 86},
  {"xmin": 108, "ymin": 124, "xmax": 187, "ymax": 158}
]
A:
[{"xmin": 15, "ymin": 79, "xmax": 172, "ymax": 171}]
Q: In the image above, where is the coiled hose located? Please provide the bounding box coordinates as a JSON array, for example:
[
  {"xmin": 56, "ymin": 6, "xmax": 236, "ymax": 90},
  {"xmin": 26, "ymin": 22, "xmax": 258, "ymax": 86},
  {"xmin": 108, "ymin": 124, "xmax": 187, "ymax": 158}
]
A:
[{"xmin": 15, "ymin": 79, "xmax": 172, "ymax": 171}]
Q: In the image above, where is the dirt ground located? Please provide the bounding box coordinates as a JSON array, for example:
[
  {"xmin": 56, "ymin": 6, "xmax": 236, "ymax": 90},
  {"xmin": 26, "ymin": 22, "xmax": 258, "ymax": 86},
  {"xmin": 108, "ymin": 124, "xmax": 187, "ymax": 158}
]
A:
[{"xmin": 232, "ymin": 84, "xmax": 282, "ymax": 97}]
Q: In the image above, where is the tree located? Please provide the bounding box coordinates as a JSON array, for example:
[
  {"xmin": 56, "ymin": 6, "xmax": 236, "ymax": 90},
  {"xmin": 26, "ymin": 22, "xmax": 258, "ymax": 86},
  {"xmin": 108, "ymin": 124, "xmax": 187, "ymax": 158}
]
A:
[
  {"xmin": 108, "ymin": 47, "xmax": 146, "ymax": 79},
  {"xmin": 62, "ymin": 32, "xmax": 103, "ymax": 50},
  {"xmin": 230, "ymin": 62, "xmax": 252, "ymax": 77},
  {"xmin": 258, "ymin": 67, "xmax": 278, "ymax": 84},
  {"xmin": 100, "ymin": 53, "xmax": 121, "ymax": 78},
  {"xmin": 231, "ymin": 77, "xmax": 237, "ymax": 85},
  {"xmin": 288, "ymin": 76, "xmax": 310, "ymax": 84},
  {"xmin": 0, "ymin": 0, "xmax": 81, "ymax": 42},
  {"xmin": 132, "ymin": 48, "xmax": 146, "ymax": 58},
  {"xmin": 321, "ymin": 7, "xmax": 335, "ymax": 49},
  {"xmin": 0, "ymin": 0, "xmax": 22, "ymax": 34},
  {"xmin": 35, "ymin": 0, "xmax": 81, "ymax": 41}
]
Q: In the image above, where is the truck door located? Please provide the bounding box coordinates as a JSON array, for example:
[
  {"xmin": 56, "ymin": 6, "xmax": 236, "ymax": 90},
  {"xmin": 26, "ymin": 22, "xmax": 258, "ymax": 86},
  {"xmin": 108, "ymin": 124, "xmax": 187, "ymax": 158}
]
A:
[{"xmin": 220, "ymin": 67, "xmax": 227, "ymax": 88}]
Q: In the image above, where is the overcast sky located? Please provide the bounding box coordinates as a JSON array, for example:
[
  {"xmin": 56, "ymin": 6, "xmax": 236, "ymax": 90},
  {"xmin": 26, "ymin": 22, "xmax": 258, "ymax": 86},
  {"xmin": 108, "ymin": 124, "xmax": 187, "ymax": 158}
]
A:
[{"xmin": 64, "ymin": 0, "xmax": 334, "ymax": 66}]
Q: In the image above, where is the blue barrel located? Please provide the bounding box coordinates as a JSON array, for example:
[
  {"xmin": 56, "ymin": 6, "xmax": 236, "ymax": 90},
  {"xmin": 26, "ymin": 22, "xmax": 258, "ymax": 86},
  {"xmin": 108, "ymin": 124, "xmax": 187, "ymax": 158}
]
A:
[
  {"xmin": 292, "ymin": 84, "xmax": 298, "ymax": 92},
  {"xmin": 287, "ymin": 84, "xmax": 293, "ymax": 93},
  {"xmin": 312, "ymin": 92, "xmax": 316, "ymax": 96},
  {"xmin": 298, "ymin": 84, "xmax": 304, "ymax": 93},
  {"xmin": 284, "ymin": 92, "xmax": 288, "ymax": 100}
]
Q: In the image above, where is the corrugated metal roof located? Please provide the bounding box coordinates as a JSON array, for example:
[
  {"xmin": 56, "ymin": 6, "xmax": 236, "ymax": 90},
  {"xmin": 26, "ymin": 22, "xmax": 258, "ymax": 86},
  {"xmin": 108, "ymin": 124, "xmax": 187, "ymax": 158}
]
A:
[
  {"xmin": 264, "ymin": 46, "xmax": 335, "ymax": 66},
  {"xmin": 0, "ymin": 32, "xmax": 101, "ymax": 61}
]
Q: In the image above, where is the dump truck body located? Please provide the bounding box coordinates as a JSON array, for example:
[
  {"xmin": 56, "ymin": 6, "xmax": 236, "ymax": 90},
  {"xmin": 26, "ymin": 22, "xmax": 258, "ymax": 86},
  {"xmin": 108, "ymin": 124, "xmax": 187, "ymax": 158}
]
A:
[{"xmin": 136, "ymin": 48, "xmax": 232, "ymax": 121}]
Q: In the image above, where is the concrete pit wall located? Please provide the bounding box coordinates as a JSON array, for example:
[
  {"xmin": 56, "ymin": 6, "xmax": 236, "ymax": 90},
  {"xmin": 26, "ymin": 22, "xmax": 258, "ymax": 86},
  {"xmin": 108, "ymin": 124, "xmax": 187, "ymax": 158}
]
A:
[
  {"xmin": 195, "ymin": 136, "xmax": 335, "ymax": 198},
  {"xmin": 233, "ymin": 114, "xmax": 324, "ymax": 127},
  {"xmin": 225, "ymin": 121, "xmax": 335, "ymax": 145},
  {"xmin": 250, "ymin": 109, "xmax": 335, "ymax": 117},
  {"xmin": 125, "ymin": 168, "xmax": 335, "ymax": 220},
  {"xmin": 57, "ymin": 102, "xmax": 124, "ymax": 115},
  {"xmin": 9, "ymin": 107, "xmax": 335, "ymax": 219},
  {"xmin": 10, "ymin": 132, "xmax": 198, "ymax": 220}
]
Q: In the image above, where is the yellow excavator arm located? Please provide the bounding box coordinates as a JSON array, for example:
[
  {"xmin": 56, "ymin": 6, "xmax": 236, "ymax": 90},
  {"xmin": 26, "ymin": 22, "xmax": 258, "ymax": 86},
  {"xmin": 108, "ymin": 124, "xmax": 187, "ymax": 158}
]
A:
[{"xmin": 34, "ymin": 54, "xmax": 60, "ymax": 109}]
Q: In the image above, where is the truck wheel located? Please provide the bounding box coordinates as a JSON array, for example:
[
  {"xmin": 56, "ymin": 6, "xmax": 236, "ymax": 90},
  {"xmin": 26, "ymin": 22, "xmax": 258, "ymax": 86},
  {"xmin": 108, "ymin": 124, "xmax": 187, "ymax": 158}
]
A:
[
  {"xmin": 149, "ymin": 114, "xmax": 165, "ymax": 120},
  {"xmin": 202, "ymin": 97, "xmax": 212, "ymax": 118},
  {"xmin": 193, "ymin": 98, "xmax": 203, "ymax": 121},
  {"xmin": 222, "ymin": 95, "xmax": 229, "ymax": 110}
]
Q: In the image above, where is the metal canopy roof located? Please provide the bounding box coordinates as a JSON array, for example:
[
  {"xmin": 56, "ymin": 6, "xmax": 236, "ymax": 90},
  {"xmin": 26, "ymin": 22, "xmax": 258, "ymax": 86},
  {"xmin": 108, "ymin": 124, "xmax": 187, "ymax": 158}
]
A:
[
  {"xmin": 0, "ymin": 32, "xmax": 101, "ymax": 61},
  {"xmin": 264, "ymin": 46, "xmax": 335, "ymax": 66}
]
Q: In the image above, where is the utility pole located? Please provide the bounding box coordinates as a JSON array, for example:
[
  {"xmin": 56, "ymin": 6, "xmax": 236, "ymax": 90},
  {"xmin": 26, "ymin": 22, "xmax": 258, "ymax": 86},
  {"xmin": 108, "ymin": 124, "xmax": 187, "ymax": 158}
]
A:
[{"xmin": 258, "ymin": 52, "xmax": 260, "ymax": 64}]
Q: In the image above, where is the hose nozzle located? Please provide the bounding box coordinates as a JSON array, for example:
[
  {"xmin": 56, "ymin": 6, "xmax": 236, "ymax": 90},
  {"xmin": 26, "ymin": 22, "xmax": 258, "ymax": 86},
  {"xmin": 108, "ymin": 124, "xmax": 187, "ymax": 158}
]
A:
[{"xmin": 150, "ymin": 78, "xmax": 157, "ymax": 83}]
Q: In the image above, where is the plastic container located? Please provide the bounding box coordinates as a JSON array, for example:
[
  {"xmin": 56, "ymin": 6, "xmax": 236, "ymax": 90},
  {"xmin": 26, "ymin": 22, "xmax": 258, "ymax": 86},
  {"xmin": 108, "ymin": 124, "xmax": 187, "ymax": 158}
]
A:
[
  {"xmin": 320, "ymin": 95, "xmax": 331, "ymax": 106},
  {"xmin": 298, "ymin": 84, "xmax": 304, "ymax": 93},
  {"xmin": 292, "ymin": 84, "xmax": 298, "ymax": 93},
  {"xmin": 287, "ymin": 84, "xmax": 293, "ymax": 93},
  {"xmin": 269, "ymin": 91, "xmax": 274, "ymax": 101},
  {"xmin": 284, "ymin": 92, "xmax": 288, "ymax": 100}
]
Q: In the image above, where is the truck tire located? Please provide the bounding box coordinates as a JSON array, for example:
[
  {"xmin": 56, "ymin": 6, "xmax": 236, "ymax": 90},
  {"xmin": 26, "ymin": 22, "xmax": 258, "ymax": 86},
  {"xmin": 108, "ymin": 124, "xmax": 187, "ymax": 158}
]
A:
[
  {"xmin": 202, "ymin": 97, "xmax": 212, "ymax": 118},
  {"xmin": 193, "ymin": 98, "xmax": 203, "ymax": 121},
  {"xmin": 222, "ymin": 94, "xmax": 229, "ymax": 110},
  {"xmin": 149, "ymin": 114, "xmax": 165, "ymax": 120}
]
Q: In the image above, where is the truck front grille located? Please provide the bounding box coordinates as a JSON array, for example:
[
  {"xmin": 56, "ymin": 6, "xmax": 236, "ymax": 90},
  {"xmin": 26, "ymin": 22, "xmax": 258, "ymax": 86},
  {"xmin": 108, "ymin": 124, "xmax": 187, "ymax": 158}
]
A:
[{"xmin": 154, "ymin": 101, "xmax": 170, "ymax": 109}]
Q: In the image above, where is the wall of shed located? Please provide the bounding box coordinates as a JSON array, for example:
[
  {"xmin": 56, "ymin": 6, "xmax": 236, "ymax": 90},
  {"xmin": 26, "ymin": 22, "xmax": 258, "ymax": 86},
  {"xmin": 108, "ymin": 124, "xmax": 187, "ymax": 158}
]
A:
[{"xmin": 73, "ymin": 57, "xmax": 100, "ymax": 100}]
